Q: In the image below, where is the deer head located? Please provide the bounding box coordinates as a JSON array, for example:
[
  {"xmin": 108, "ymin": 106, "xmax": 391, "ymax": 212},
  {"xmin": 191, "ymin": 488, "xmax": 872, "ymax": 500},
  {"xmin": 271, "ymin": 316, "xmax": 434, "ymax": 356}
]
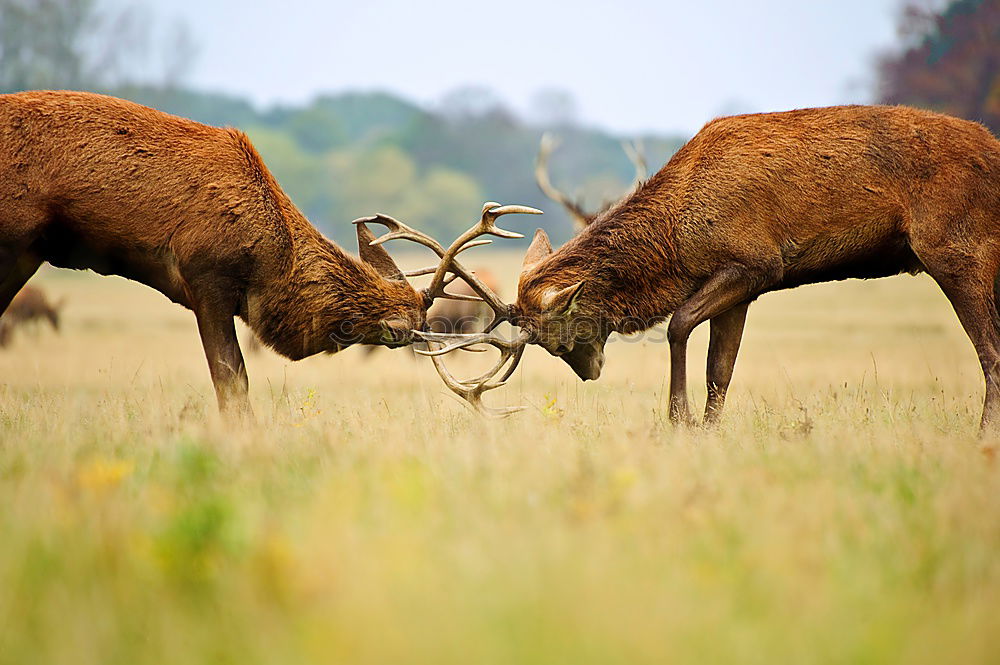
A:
[
  {"xmin": 535, "ymin": 132, "xmax": 647, "ymax": 232},
  {"xmin": 513, "ymin": 228, "xmax": 610, "ymax": 381}
]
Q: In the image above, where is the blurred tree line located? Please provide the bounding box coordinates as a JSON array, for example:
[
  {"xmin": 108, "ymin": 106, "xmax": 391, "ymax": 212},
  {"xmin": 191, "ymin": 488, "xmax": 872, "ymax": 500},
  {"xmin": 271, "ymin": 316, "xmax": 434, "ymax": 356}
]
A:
[
  {"xmin": 878, "ymin": 0, "xmax": 1000, "ymax": 134},
  {"xmin": 123, "ymin": 86, "xmax": 682, "ymax": 246},
  {"xmin": 11, "ymin": 0, "xmax": 999, "ymax": 247},
  {"xmin": 0, "ymin": 0, "xmax": 681, "ymax": 246}
]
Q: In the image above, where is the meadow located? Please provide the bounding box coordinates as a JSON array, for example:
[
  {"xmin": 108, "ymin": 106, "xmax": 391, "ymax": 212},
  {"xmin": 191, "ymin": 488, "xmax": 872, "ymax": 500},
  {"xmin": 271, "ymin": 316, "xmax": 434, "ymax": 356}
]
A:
[{"xmin": 1, "ymin": 255, "xmax": 998, "ymax": 665}]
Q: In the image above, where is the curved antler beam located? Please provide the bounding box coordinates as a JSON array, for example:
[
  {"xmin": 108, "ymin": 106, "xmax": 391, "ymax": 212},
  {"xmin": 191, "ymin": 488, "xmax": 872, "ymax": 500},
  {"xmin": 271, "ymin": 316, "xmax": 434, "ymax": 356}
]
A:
[
  {"xmin": 364, "ymin": 202, "xmax": 541, "ymax": 416},
  {"xmin": 366, "ymin": 203, "xmax": 541, "ymax": 330},
  {"xmin": 417, "ymin": 330, "xmax": 531, "ymax": 418}
]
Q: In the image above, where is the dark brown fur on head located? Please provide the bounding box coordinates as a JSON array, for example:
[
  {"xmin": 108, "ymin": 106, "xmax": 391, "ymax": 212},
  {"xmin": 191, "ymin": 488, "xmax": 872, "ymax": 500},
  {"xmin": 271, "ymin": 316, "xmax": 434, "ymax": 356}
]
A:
[
  {"xmin": 515, "ymin": 176, "xmax": 691, "ymax": 382},
  {"xmin": 246, "ymin": 233, "xmax": 426, "ymax": 360}
]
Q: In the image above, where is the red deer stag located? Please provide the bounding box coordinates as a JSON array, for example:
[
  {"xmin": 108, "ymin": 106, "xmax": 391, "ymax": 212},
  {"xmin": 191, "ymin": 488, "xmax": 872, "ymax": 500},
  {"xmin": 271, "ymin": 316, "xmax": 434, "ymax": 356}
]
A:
[
  {"xmin": 0, "ymin": 90, "xmax": 536, "ymax": 416},
  {"xmin": 0, "ymin": 284, "xmax": 62, "ymax": 347},
  {"xmin": 535, "ymin": 132, "xmax": 647, "ymax": 232},
  {"xmin": 416, "ymin": 105, "xmax": 1000, "ymax": 430}
]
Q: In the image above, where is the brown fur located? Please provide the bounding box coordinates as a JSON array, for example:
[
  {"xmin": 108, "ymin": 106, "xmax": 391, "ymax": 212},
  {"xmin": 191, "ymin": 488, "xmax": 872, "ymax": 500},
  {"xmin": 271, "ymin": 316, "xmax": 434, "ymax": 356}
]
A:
[
  {"xmin": 516, "ymin": 105, "xmax": 1000, "ymax": 428},
  {"xmin": 0, "ymin": 90, "xmax": 425, "ymax": 416},
  {"xmin": 0, "ymin": 284, "xmax": 61, "ymax": 346}
]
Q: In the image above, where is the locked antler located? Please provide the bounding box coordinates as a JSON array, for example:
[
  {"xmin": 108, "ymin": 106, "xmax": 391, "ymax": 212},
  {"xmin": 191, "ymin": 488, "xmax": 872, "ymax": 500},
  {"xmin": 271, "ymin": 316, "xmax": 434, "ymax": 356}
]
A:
[
  {"xmin": 357, "ymin": 202, "xmax": 542, "ymax": 416},
  {"xmin": 356, "ymin": 202, "xmax": 540, "ymax": 331},
  {"xmin": 417, "ymin": 329, "xmax": 530, "ymax": 418}
]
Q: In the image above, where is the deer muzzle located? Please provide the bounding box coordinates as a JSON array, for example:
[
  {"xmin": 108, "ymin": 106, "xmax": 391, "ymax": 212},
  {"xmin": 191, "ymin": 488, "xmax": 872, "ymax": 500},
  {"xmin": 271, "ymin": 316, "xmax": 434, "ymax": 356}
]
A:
[{"xmin": 560, "ymin": 342, "xmax": 606, "ymax": 381}]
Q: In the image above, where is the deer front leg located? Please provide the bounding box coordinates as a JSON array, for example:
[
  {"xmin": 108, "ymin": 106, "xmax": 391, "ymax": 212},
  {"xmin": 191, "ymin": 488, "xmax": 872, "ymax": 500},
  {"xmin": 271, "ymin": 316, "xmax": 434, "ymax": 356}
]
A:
[
  {"xmin": 704, "ymin": 302, "xmax": 750, "ymax": 425},
  {"xmin": 192, "ymin": 289, "xmax": 252, "ymax": 420},
  {"xmin": 667, "ymin": 263, "xmax": 776, "ymax": 425}
]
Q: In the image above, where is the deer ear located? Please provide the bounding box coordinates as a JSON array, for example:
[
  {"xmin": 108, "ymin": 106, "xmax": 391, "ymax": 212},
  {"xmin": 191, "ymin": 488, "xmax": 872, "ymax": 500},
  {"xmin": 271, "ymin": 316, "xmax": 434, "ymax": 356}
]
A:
[
  {"xmin": 521, "ymin": 228, "xmax": 553, "ymax": 272},
  {"xmin": 355, "ymin": 221, "xmax": 405, "ymax": 281},
  {"xmin": 542, "ymin": 281, "xmax": 585, "ymax": 316}
]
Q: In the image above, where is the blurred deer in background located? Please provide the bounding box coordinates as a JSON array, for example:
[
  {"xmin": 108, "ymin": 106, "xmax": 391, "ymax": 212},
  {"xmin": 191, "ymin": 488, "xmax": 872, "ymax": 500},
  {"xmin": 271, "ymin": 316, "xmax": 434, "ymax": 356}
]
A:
[
  {"xmin": 535, "ymin": 132, "xmax": 647, "ymax": 233},
  {"xmin": 419, "ymin": 105, "xmax": 1000, "ymax": 431},
  {"xmin": 427, "ymin": 267, "xmax": 503, "ymax": 334},
  {"xmin": 0, "ymin": 285, "xmax": 62, "ymax": 347}
]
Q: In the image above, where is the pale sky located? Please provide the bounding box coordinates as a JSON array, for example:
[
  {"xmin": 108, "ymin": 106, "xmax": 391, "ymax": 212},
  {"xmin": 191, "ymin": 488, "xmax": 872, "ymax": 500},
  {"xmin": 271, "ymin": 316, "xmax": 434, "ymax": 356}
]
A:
[{"xmin": 135, "ymin": 0, "xmax": 902, "ymax": 136}]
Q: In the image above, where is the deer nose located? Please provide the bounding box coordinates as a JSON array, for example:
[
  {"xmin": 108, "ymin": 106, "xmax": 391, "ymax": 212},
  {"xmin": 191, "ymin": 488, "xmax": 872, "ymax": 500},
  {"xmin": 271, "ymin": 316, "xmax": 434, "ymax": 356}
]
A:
[{"xmin": 380, "ymin": 319, "xmax": 413, "ymax": 346}]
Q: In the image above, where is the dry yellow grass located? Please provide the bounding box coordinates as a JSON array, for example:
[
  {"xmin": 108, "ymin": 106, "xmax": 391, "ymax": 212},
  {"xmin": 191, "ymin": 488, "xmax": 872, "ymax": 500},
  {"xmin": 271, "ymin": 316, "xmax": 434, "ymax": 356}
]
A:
[{"xmin": 1, "ymin": 255, "xmax": 998, "ymax": 665}]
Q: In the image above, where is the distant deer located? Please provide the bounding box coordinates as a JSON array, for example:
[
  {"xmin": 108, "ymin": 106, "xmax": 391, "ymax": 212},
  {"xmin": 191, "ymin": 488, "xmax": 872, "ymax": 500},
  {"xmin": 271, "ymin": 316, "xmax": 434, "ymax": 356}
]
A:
[
  {"xmin": 0, "ymin": 91, "xmax": 539, "ymax": 417},
  {"xmin": 535, "ymin": 133, "xmax": 647, "ymax": 232},
  {"xmin": 0, "ymin": 284, "xmax": 62, "ymax": 347},
  {"xmin": 415, "ymin": 106, "xmax": 1000, "ymax": 430},
  {"xmin": 427, "ymin": 267, "xmax": 503, "ymax": 333}
]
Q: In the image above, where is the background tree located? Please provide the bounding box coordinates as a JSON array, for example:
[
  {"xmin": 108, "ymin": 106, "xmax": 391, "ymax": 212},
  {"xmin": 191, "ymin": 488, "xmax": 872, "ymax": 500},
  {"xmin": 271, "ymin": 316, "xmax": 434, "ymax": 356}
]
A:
[
  {"xmin": 0, "ymin": 0, "xmax": 685, "ymax": 245},
  {"xmin": 877, "ymin": 0, "xmax": 1000, "ymax": 133},
  {"xmin": 0, "ymin": 0, "xmax": 99, "ymax": 91},
  {"xmin": 528, "ymin": 88, "xmax": 579, "ymax": 128},
  {"xmin": 0, "ymin": 0, "xmax": 197, "ymax": 92}
]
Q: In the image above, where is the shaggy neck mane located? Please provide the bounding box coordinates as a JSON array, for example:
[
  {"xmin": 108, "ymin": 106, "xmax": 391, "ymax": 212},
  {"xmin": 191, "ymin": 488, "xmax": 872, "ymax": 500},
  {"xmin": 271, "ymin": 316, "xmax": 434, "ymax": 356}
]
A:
[
  {"xmin": 525, "ymin": 167, "xmax": 690, "ymax": 333},
  {"xmin": 237, "ymin": 140, "xmax": 392, "ymax": 359}
]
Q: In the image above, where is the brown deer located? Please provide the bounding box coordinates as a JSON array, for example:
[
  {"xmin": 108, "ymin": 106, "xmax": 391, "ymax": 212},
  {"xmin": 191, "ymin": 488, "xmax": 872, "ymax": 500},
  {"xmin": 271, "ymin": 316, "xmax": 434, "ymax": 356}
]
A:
[
  {"xmin": 535, "ymin": 132, "xmax": 647, "ymax": 232},
  {"xmin": 413, "ymin": 105, "xmax": 1000, "ymax": 429},
  {"xmin": 0, "ymin": 90, "xmax": 536, "ymax": 416},
  {"xmin": 0, "ymin": 284, "xmax": 62, "ymax": 347}
]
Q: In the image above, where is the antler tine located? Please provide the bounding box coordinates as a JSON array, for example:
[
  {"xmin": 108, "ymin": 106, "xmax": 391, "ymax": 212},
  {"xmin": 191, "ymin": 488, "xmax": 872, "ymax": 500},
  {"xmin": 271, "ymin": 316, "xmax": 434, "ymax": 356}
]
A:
[
  {"xmin": 417, "ymin": 330, "xmax": 530, "ymax": 418},
  {"xmin": 355, "ymin": 214, "xmax": 448, "ymax": 258},
  {"xmin": 423, "ymin": 202, "xmax": 541, "ymax": 328},
  {"xmin": 436, "ymin": 292, "xmax": 484, "ymax": 303},
  {"xmin": 362, "ymin": 205, "xmax": 539, "ymax": 328},
  {"xmin": 535, "ymin": 133, "xmax": 592, "ymax": 230},
  {"xmin": 417, "ymin": 329, "xmax": 527, "ymax": 388},
  {"xmin": 404, "ymin": 247, "xmax": 488, "ymax": 277},
  {"xmin": 621, "ymin": 139, "xmax": 648, "ymax": 188},
  {"xmin": 427, "ymin": 353, "xmax": 525, "ymax": 418},
  {"xmin": 457, "ymin": 339, "xmax": 525, "ymax": 388},
  {"xmin": 535, "ymin": 133, "xmax": 571, "ymax": 208},
  {"xmin": 415, "ymin": 330, "xmax": 522, "ymax": 357},
  {"xmin": 403, "ymin": 266, "xmax": 440, "ymax": 277}
]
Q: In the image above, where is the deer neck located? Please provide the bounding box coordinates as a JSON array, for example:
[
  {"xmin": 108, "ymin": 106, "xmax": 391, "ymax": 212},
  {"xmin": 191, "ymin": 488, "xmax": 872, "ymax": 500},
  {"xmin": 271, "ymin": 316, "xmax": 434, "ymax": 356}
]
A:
[
  {"xmin": 245, "ymin": 226, "xmax": 384, "ymax": 360},
  {"xmin": 554, "ymin": 205, "xmax": 691, "ymax": 335}
]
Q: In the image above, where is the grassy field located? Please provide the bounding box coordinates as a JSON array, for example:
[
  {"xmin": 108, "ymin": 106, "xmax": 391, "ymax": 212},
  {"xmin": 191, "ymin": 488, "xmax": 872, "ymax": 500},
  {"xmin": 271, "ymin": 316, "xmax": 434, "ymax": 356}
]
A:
[{"xmin": 1, "ymin": 255, "xmax": 999, "ymax": 665}]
